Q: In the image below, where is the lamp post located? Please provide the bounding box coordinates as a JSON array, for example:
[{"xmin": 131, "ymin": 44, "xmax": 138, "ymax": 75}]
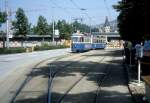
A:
[
  {"xmin": 52, "ymin": 7, "xmax": 55, "ymax": 43},
  {"xmin": 5, "ymin": 0, "xmax": 10, "ymax": 48}
]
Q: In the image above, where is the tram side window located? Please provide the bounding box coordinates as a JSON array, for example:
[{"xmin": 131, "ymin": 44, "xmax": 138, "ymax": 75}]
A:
[
  {"xmin": 98, "ymin": 38, "xmax": 101, "ymax": 43},
  {"xmin": 97, "ymin": 37, "xmax": 100, "ymax": 43},
  {"xmin": 72, "ymin": 37, "xmax": 78, "ymax": 43},
  {"xmin": 96, "ymin": 39, "xmax": 99, "ymax": 43},
  {"xmin": 93, "ymin": 38, "xmax": 96, "ymax": 43},
  {"xmin": 84, "ymin": 37, "xmax": 90, "ymax": 43},
  {"xmin": 93, "ymin": 38, "xmax": 99, "ymax": 43},
  {"xmin": 79, "ymin": 37, "xmax": 84, "ymax": 42},
  {"xmin": 101, "ymin": 39, "xmax": 106, "ymax": 43}
]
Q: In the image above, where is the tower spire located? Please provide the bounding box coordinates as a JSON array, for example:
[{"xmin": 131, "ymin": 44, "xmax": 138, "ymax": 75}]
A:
[
  {"xmin": 103, "ymin": 16, "xmax": 111, "ymax": 33},
  {"xmin": 104, "ymin": 16, "xmax": 110, "ymax": 27}
]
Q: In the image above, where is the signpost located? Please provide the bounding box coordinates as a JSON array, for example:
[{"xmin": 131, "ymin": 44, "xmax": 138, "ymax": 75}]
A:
[{"xmin": 54, "ymin": 29, "xmax": 59, "ymax": 38}]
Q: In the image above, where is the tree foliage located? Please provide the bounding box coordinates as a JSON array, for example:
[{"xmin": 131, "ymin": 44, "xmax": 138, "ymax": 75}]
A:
[
  {"xmin": 72, "ymin": 21, "xmax": 90, "ymax": 33},
  {"xmin": 0, "ymin": 12, "xmax": 7, "ymax": 27},
  {"xmin": 56, "ymin": 20, "xmax": 73, "ymax": 40},
  {"xmin": 35, "ymin": 15, "xmax": 49, "ymax": 35},
  {"xmin": 91, "ymin": 28, "xmax": 99, "ymax": 32},
  {"xmin": 55, "ymin": 20, "xmax": 91, "ymax": 40},
  {"xmin": 13, "ymin": 8, "xmax": 30, "ymax": 37},
  {"xmin": 11, "ymin": 8, "xmax": 93, "ymax": 40},
  {"xmin": 114, "ymin": 0, "xmax": 150, "ymax": 42}
]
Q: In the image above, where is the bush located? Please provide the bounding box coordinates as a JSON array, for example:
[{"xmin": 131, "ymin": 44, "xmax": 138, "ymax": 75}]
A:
[
  {"xmin": 34, "ymin": 44, "xmax": 69, "ymax": 51},
  {"xmin": 0, "ymin": 44, "xmax": 69, "ymax": 54},
  {"xmin": 0, "ymin": 47, "xmax": 26, "ymax": 54}
]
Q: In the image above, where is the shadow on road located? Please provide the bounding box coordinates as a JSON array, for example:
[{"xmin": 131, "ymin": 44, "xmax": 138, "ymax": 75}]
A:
[{"xmin": 14, "ymin": 49, "xmax": 135, "ymax": 103}]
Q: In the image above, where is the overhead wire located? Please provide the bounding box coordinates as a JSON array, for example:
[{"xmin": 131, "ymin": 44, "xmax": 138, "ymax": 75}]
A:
[
  {"xmin": 103, "ymin": 0, "xmax": 112, "ymax": 20},
  {"xmin": 69, "ymin": 0, "xmax": 94, "ymax": 24},
  {"xmin": 0, "ymin": 0, "xmax": 4, "ymax": 11},
  {"xmin": 70, "ymin": 0, "xmax": 81, "ymax": 9},
  {"xmin": 69, "ymin": 0, "xmax": 89, "ymax": 19},
  {"xmin": 49, "ymin": 0, "xmax": 76, "ymax": 18}
]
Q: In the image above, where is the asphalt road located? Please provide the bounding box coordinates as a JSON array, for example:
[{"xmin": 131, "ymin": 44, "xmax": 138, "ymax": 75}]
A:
[
  {"xmin": 0, "ymin": 48, "xmax": 135, "ymax": 103},
  {"xmin": 0, "ymin": 48, "xmax": 70, "ymax": 103},
  {"xmin": 0, "ymin": 48, "xmax": 70, "ymax": 81},
  {"xmin": 51, "ymin": 49, "xmax": 135, "ymax": 103}
]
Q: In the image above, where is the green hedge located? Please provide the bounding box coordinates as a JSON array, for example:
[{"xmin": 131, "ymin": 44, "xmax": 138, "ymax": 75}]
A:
[
  {"xmin": 0, "ymin": 47, "xmax": 26, "ymax": 54},
  {"xmin": 34, "ymin": 44, "xmax": 69, "ymax": 51},
  {"xmin": 0, "ymin": 44, "xmax": 69, "ymax": 54}
]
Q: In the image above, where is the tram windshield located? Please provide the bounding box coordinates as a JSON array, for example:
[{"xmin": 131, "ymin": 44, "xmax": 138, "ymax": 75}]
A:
[
  {"xmin": 72, "ymin": 36, "xmax": 84, "ymax": 43},
  {"xmin": 92, "ymin": 36, "xmax": 107, "ymax": 43}
]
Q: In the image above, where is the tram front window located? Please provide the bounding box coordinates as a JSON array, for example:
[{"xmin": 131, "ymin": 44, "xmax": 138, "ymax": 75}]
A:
[{"xmin": 72, "ymin": 37, "xmax": 78, "ymax": 43}]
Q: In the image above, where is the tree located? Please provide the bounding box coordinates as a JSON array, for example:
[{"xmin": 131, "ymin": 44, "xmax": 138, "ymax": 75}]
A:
[
  {"xmin": 30, "ymin": 25, "xmax": 37, "ymax": 35},
  {"xmin": 35, "ymin": 15, "xmax": 49, "ymax": 35},
  {"xmin": 0, "ymin": 12, "xmax": 6, "ymax": 47},
  {"xmin": 91, "ymin": 28, "xmax": 99, "ymax": 32},
  {"xmin": 0, "ymin": 12, "xmax": 6, "ymax": 27},
  {"xmin": 114, "ymin": 0, "xmax": 150, "ymax": 42},
  {"xmin": 56, "ymin": 20, "xmax": 73, "ymax": 40},
  {"xmin": 13, "ymin": 8, "xmax": 30, "ymax": 37},
  {"xmin": 72, "ymin": 21, "xmax": 90, "ymax": 33},
  {"xmin": 0, "ymin": 12, "xmax": 7, "ymax": 48},
  {"xmin": 61, "ymin": 21, "xmax": 72, "ymax": 40}
]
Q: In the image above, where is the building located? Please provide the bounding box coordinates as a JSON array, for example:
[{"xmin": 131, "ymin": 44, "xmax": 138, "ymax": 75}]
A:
[
  {"xmin": 94, "ymin": 16, "xmax": 120, "ymax": 41},
  {"xmin": 103, "ymin": 16, "xmax": 111, "ymax": 33}
]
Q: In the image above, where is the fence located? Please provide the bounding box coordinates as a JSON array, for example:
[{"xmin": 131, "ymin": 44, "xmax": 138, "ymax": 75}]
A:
[{"xmin": 0, "ymin": 41, "xmax": 65, "ymax": 48}]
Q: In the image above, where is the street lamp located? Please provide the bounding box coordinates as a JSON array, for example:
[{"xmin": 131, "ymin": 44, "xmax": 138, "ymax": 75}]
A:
[
  {"xmin": 52, "ymin": 7, "xmax": 55, "ymax": 43},
  {"xmin": 80, "ymin": 8, "xmax": 86, "ymax": 11},
  {"xmin": 5, "ymin": 0, "xmax": 10, "ymax": 48}
]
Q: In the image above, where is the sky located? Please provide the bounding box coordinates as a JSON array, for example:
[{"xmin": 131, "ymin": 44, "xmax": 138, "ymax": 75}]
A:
[{"xmin": 0, "ymin": 0, "xmax": 120, "ymax": 26}]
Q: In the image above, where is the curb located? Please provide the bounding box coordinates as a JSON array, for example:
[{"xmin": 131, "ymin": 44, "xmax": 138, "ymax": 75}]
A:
[
  {"xmin": 123, "ymin": 63, "xmax": 139, "ymax": 103},
  {"xmin": 123, "ymin": 62, "xmax": 146, "ymax": 103}
]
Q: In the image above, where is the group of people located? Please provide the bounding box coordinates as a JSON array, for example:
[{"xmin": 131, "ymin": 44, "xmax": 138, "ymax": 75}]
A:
[{"xmin": 123, "ymin": 41, "xmax": 143, "ymax": 65}]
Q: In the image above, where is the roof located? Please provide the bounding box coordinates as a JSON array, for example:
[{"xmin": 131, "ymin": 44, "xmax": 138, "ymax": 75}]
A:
[
  {"xmin": 92, "ymin": 32, "xmax": 120, "ymax": 37},
  {"xmin": 104, "ymin": 16, "xmax": 110, "ymax": 27},
  {"xmin": 72, "ymin": 33, "xmax": 84, "ymax": 36}
]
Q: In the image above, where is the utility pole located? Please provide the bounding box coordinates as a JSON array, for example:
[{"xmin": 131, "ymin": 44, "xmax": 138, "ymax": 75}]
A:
[
  {"xmin": 5, "ymin": 0, "xmax": 10, "ymax": 48},
  {"xmin": 89, "ymin": 18, "xmax": 92, "ymax": 34},
  {"xmin": 72, "ymin": 17, "xmax": 83, "ymax": 32},
  {"xmin": 80, "ymin": 8, "xmax": 92, "ymax": 34},
  {"xmin": 52, "ymin": 7, "xmax": 55, "ymax": 43}
]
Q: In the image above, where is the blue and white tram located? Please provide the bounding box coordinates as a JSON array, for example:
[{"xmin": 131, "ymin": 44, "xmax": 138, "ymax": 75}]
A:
[
  {"xmin": 92, "ymin": 35, "xmax": 107, "ymax": 49},
  {"xmin": 71, "ymin": 33, "xmax": 92, "ymax": 52}
]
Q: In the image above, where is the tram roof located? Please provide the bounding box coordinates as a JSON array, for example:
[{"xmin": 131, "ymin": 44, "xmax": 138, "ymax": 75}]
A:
[
  {"xmin": 71, "ymin": 33, "xmax": 85, "ymax": 37},
  {"xmin": 92, "ymin": 32, "xmax": 120, "ymax": 37}
]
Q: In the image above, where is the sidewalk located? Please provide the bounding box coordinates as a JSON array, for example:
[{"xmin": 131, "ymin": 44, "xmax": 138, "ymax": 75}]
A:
[{"xmin": 124, "ymin": 64, "xmax": 147, "ymax": 103}]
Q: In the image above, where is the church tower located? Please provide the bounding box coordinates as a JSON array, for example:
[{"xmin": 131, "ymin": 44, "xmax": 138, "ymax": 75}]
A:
[{"xmin": 104, "ymin": 16, "xmax": 111, "ymax": 33}]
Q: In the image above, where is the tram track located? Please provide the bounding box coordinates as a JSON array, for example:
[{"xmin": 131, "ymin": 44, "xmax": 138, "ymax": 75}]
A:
[
  {"xmin": 51, "ymin": 55, "xmax": 106, "ymax": 103},
  {"xmin": 10, "ymin": 51, "xmax": 95, "ymax": 103},
  {"xmin": 93, "ymin": 51, "xmax": 135, "ymax": 103},
  {"xmin": 9, "ymin": 54, "xmax": 72, "ymax": 103},
  {"xmin": 9, "ymin": 49, "xmax": 133, "ymax": 103},
  {"xmin": 53, "ymin": 50, "xmax": 135, "ymax": 103},
  {"xmin": 9, "ymin": 53, "xmax": 77, "ymax": 103},
  {"xmin": 93, "ymin": 57, "xmax": 113, "ymax": 103},
  {"xmin": 47, "ymin": 55, "xmax": 90, "ymax": 103},
  {"xmin": 47, "ymin": 50, "xmax": 102, "ymax": 103}
]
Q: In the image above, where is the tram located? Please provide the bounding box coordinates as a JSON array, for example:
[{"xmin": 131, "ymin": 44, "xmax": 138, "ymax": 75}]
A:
[
  {"xmin": 71, "ymin": 33, "xmax": 92, "ymax": 52},
  {"xmin": 92, "ymin": 35, "xmax": 107, "ymax": 49}
]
